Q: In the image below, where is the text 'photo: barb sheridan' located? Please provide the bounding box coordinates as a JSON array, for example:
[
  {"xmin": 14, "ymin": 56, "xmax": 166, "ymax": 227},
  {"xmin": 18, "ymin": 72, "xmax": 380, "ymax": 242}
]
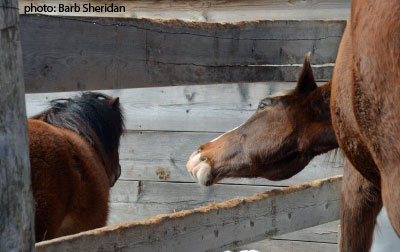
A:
[{"xmin": 24, "ymin": 3, "xmax": 126, "ymax": 14}]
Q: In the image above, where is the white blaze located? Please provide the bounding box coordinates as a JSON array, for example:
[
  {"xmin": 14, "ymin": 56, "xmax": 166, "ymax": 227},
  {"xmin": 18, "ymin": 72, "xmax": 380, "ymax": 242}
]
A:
[{"xmin": 210, "ymin": 123, "xmax": 244, "ymax": 143}]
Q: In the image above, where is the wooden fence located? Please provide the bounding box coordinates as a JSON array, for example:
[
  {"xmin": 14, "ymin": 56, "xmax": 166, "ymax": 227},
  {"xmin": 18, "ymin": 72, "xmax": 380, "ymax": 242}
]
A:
[
  {"xmin": 0, "ymin": 1, "xmax": 35, "ymax": 251},
  {"xmin": 19, "ymin": 15, "xmax": 344, "ymax": 93},
  {"xmin": 36, "ymin": 176, "xmax": 342, "ymax": 252},
  {"xmin": 20, "ymin": 1, "xmax": 348, "ymax": 251}
]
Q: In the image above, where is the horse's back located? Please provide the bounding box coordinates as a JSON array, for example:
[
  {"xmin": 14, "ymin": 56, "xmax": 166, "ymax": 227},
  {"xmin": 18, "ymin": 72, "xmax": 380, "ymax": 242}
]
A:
[{"xmin": 28, "ymin": 119, "xmax": 109, "ymax": 241}]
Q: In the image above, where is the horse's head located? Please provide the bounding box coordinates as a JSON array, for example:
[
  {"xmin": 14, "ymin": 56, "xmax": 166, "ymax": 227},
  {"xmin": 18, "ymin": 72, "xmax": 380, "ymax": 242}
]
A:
[
  {"xmin": 186, "ymin": 54, "xmax": 338, "ymax": 186},
  {"xmin": 33, "ymin": 92, "xmax": 125, "ymax": 187},
  {"xmin": 94, "ymin": 95, "xmax": 124, "ymax": 187}
]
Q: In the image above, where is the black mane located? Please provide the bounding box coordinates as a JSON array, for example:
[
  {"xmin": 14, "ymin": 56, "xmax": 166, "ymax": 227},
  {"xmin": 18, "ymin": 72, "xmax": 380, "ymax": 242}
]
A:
[{"xmin": 31, "ymin": 92, "xmax": 124, "ymax": 156}]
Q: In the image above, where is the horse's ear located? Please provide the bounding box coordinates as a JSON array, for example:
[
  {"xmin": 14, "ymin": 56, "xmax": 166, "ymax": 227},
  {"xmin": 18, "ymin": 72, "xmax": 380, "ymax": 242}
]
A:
[
  {"xmin": 109, "ymin": 97, "xmax": 120, "ymax": 108},
  {"xmin": 294, "ymin": 52, "xmax": 317, "ymax": 97}
]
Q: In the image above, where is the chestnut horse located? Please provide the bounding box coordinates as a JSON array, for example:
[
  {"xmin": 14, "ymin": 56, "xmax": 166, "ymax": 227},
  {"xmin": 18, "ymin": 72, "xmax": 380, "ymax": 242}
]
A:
[
  {"xmin": 29, "ymin": 92, "xmax": 124, "ymax": 241},
  {"xmin": 330, "ymin": 1, "xmax": 400, "ymax": 250},
  {"xmin": 187, "ymin": 50, "xmax": 398, "ymax": 250},
  {"xmin": 187, "ymin": 54, "xmax": 337, "ymax": 187}
]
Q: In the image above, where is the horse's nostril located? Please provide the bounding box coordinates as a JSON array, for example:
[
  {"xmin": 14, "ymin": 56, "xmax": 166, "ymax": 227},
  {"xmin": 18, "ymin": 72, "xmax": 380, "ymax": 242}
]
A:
[{"xmin": 200, "ymin": 156, "xmax": 208, "ymax": 162}]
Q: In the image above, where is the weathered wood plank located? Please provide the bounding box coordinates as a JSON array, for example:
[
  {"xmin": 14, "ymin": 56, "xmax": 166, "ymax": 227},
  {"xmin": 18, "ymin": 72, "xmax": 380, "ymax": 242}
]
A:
[
  {"xmin": 26, "ymin": 82, "xmax": 318, "ymax": 132},
  {"xmin": 110, "ymin": 181, "xmax": 277, "ymax": 206},
  {"xmin": 0, "ymin": 1, "xmax": 35, "ymax": 250},
  {"xmin": 108, "ymin": 180, "xmax": 278, "ymax": 225},
  {"xmin": 20, "ymin": 15, "xmax": 344, "ymax": 92},
  {"xmin": 117, "ymin": 131, "xmax": 343, "ymax": 186},
  {"xmin": 0, "ymin": 1, "xmax": 18, "ymax": 30},
  {"xmin": 18, "ymin": 0, "xmax": 350, "ymax": 21},
  {"xmin": 108, "ymin": 204, "xmax": 340, "ymax": 244},
  {"xmin": 275, "ymin": 220, "xmax": 338, "ymax": 244},
  {"xmin": 108, "ymin": 180, "xmax": 339, "ymax": 244},
  {"xmin": 36, "ymin": 176, "xmax": 342, "ymax": 252},
  {"xmin": 232, "ymin": 239, "xmax": 338, "ymax": 252}
]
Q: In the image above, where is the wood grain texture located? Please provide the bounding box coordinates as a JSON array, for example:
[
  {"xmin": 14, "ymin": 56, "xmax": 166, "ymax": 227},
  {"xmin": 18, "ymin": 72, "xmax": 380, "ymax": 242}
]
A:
[
  {"xmin": 116, "ymin": 131, "xmax": 343, "ymax": 186},
  {"xmin": 107, "ymin": 205, "xmax": 339, "ymax": 245},
  {"xmin": 0, "ymin": 2, "xmax": 35, "ymax": 251},
  {"xmin": 18, "ymin": 0, "xmax": 350, "ymax": 21},
  {"xmin": 0, "ymin": 1, "xmax": 18, "ymax": 30},
  {"xmin": 108, "ymin": 180, "xmax": 278, "ymax": 225},
  {"xmin": 107, "ymin": 181, "xmax": 339, "ymax": 244},
  {"xmin": 275, "ymin": 220, "xmax": 338, "ymax": 244},
  {"xmin": 233, "ymin": 239, "xmax": 338, "ymax": 252},
  {"xmin": 26, "ymin": 82, "xmax": 321, "ymax": 132},
  {"xmin": 20, "ymin": 14, "xmax": 344, "ymax": 92},
  {"xmin": 36, "ymin": 176, "xmax": 341, "ymax": 252}
]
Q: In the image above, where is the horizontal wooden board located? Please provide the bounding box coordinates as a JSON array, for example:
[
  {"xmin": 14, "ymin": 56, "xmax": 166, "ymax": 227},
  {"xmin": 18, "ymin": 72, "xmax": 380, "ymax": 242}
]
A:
[
  {"xmin": 108, "ymin": 180, "xmax": 339, "ymax": 244},
  {"xmin": 233, "ymin": 239, "xmax": 338, "ymax": 252},
  {"xmin": 26, "ymin": 82, "xmax": 328, "ymax": 132},
  {"xmin": 275, "ymin": 220, "xmax": 338, "ymax": 244},
  {"xmin": 108, "ymin": 180, "xmax": 278, "ymax": 225},
  {"xmin": 20, "ymin": 15, "xmax": 344, "ymax": 92},
  {"xmin": 19, "ymin": 0, "xmax": 350, "ymax": 21},
  {"xmin": 107, "ymin": 203, "xmax": 339, "ymax": 244},
  {"xmin": 36, "ymin": 176, "xmax": 341, "ymax": 252},
  {"xmin": 117, "ymin": 131, "xmax": 343, "ymax": 186}
]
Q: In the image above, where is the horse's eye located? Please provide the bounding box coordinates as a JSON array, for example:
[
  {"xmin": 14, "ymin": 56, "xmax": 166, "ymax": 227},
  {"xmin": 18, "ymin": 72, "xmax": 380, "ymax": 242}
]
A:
[{"xmin": 258, "ymin": 102, "xmax": 270, "ymax": 110}]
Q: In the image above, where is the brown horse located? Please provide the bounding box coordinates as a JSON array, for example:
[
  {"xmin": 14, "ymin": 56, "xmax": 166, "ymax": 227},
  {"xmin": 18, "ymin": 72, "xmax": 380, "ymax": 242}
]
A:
[
  {"xmin": 330, "ymin": 1, "xmax": 400, "ymax": 250},
  {"xmin": 186, "ymin": 54, "xmax": 337, "ymax": 187},
  {"xmin": 186, "ymin": 49, "xmax": 397, "ymax": 250},
  {"xmin": 29, "ymin": 92, "xmax": 124, "ymax": 241}
]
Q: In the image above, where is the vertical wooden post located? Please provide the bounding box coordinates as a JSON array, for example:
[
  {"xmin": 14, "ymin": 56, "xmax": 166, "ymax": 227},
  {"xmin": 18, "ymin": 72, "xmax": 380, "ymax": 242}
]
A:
[{"xmin": 0, "ymin": 0, "xmax": 35, "ymax": 251}]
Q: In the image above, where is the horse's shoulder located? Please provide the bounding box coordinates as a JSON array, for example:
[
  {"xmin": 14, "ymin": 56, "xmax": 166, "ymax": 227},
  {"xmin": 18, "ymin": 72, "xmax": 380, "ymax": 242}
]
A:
[{"xmin": 28, "ymin": 119, "xmax": 66, "ymax": 143}]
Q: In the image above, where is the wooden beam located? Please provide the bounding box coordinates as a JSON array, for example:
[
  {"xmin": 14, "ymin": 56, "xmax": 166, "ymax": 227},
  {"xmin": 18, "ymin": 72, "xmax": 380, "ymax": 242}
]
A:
[
  {"xmin": 20, "ymin": 15, "xmax": 344, "ymax": 93},
  {"xmin": 0, "ymin": 1, "xmax": 35, "ymax": 251},
  {"xmin": 36, "ymin": 176, "xmax": 341, "ymax": 252},
  {"xmin": 108, "ymin": 181, "xmax": 280, "ymax": 225},
  {"xmin": 0, "ymin": 0, "xmax": 18, "ymax": 30},
  {"xmin": 18, "ymin": 0, "xmax": 350, "ymax": 21},
  {"xmin": 235, "ymin": 239, "xmax": 338, "ymax": 252},
  {"xmin": 26, "ymin": 82, "xmax": 325, "ymax": 132},
  {"xmin": 116, "ymin": 131, "xmax": 343, "ymax": 186}
]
